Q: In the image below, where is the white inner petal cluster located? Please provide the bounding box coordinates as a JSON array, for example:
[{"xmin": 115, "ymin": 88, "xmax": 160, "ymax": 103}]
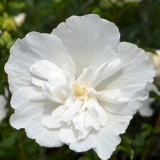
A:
[{"xmin": 30, "ymin": 58, "xmax": 128, "ymax": 141}]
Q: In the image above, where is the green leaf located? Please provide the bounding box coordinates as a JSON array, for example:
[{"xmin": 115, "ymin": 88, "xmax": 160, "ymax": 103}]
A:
[
  {"xmin": 1, "ymin": 131, "xmax": 19, "ymax": 147},
  {"xmin": 120, "ymin": 136, "xmax": 134, "ymax": 160},
  {"xmin": 141, "ymin": 123, "xmax": 153, "ymax": 139},
  {"xmin": 149, "ymin": 91, "xmax": 160, "ymax": 101}
]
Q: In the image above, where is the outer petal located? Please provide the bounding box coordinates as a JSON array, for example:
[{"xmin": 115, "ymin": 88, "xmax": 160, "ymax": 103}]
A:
[
  {"xmin": 69, "ymin": 111, "xmax": 132, "ymax": 160},
  {"xmin": 59, "ymin": 124, "xmax": 78, "ymax": 143},
  {"xmin": 5, "ymin": 32, "xmax": 75, "ymax": 93},
  {"xmin": 52, "ymin": 14, "xmax": 120, "ymax": 77},
  {"xmin": 10, "ymin": 87, "xmax": 63, "ymax": 147},
  {"xmin": 96, "ymin": 42, "xmax": 155, "ymax": 115},
  {"xmin": 138, "ymin": 82, "xmax": 160, "ymax": 117}
]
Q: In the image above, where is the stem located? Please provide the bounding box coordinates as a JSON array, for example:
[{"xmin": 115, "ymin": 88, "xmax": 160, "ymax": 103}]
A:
[
  {"xmin": 141, "ymin": 112, "xmax": 160, "ymax": 160},
  {"xmin": 15, "ymin": 140, "xmax": 25, "ymax": 160}
]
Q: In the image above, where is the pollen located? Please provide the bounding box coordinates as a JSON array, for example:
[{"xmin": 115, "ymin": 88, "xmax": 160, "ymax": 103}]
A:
[{"xmin": 72, "ymin": 82, "xmax": 87, "ymax": 97}]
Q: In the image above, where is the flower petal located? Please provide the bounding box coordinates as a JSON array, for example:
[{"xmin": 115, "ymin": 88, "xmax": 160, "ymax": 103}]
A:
[
  {"xmin": 50, "ymin": 77, "xmax": 70, "ymax": 98},
  {"xmin": 10, "ymin": 87, "xmax": 63, "ymax": 147},
  {"xmin": 59, "ymin": 124, "xmax": 78, "ymax": 143},
  {"xmin": 52, "ymin": 14, "xmax": 120, "ymax": 77},
  {"xmin": 30, "ymin": 60, "xmax": 62, "ymax": 79},
  {"xmin": 85, "ymin": 111, "xmax": 100, "ymax": 130},
  {"xmin": 5, "ymin": 32, "xmax": 75, "ymax": 93},
  {"xmin": 69, "ymin": 112, "xmax": 132, "ymax": 160},
  {"xmin": 41, "ymin": 116, "xmax": 64, "ymax": 129},
  {"xmin": 95, "ymin": 89, "xmax": 129, "ymax": 104},
  {"xmin": 99, "ymin": 101, "xmax": 128, "ymax": 114},
  {"xmin": 138, "ymin": 82, "xmax": 160, "ymax": 117},
  {"xmin": 31, "ymin": 77, "xmax": 46, "ymax": 87},
  {"xmin": 87, "ymin": 97, "xmax": 108, "ymax": 126},
  {"xmin": 92, "ymin": 59, "xmax": 123, "ymax": 88},
  {"xmin": 62, "ymin": 100, "xmax": 83, "ymax": 122},
  {"xmin": 51, "ymin": 105, "xmax": 66, "ymax": 118},
  {"xmin": 72, "ymin": 111, "xmax": 85, "ymax": 132},
  {"xmin": 96, "ymin": 42, "xmax": 155, "ymax": 115},
  {"xmin": 42, "ymin": 83, "xmax": 65, "ymax": 104}
]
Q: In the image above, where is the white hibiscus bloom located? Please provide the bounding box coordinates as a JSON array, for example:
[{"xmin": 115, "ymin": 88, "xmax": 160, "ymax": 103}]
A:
[
  {"xmin": 0, "ymin": 88, "xmax": 8, "ymax": 123},
  {"xmin": 5, "ymin": 14, "xmax": 155, "ymax": 160},
  {"xmin": 139, "ymin": 50, "xmax": 160, "ymax": 117},
  {"xmin": 139, "ymin": 83, "xmax": 160, "ymax": 117}
]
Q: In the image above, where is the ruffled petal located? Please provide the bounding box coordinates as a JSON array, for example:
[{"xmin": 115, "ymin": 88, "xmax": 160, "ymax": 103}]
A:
[
  {"xmin": 62, "ymin": 100, "xmax": 83, "ymax": 122},
  {"xmin": 78, "ymin": 59, "xmax": 123, "ymax": 88},
  {"xmin": 96, "ymin": 42, "xmax": 155, "ymax": 115},
  {"xmin": 5, "ymin": 32, "xmax": 75, "ymax": 93},
  {"xmin": 59, "ymin": 124, "xmax": 78, "ymax": 143},
  {"xmin": 30, "ymin": 60, "xmax": 62, "ymax": 79},
  {"xmin": 31, "ymin": 77, "xmax": 46, "ymax": 87},
  {"xmin": 51, "ymin": 105, "xmax": 66, "ymax": 118},
  {"xmin": 69, "ymin": 111, "xmax": 132, "ymax": 160},
  {"xmin": 87, "ymin": 97, "xmax": 108, "ymax": 126},
  {"xmin": 10, "ymin": 87, "xmax": 63, "ymax": 147},
  {"xmin": 95, "ymin": 89, "xmax": 129, "ymax": 104},
  {"xmin": 52, "ymin": 14, "xmax": 120, "ymax": 77},
  {"xmin": 85, "ymin": 111, "xmax": 100, "ymax": 130},
  {"xmin": 41, "ymin": 116, "xmax": 64, "ymax": 129},
  {"xmin": 42, "ymin": 83, "xmax": 65, "ymax": 104},
  {"xmin": 72, "ymin": 111, "xmax": 85, "ymax": 132},
  {"xmin": 138, "ymin": 82, "xmax": 160, "ymax": 117}
]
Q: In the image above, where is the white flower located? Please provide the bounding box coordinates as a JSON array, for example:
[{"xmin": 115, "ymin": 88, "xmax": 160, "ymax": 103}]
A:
[
  {"xmin": 5, "ymin": 14, "xmax": 155, "ymax": 160},
  {"xmin": 14, "ymin": 13, "xmax": 26, "ymax": 27},
  {"xmin": 0, "ymin": 88, "xmax": 8, "ymax": 123},
  {"xmin": 138, "ymin": 83, "xmax": 160, "ymax": 117},
  {"xmin": 139, "ymin": 50, "xmax": 160, "ymax": 117}
]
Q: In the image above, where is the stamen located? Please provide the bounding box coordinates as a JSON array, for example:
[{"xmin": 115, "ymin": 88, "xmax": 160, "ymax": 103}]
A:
[{"xmin": 72, "ymin": 82, "xmax": 87, "ymax": 97}]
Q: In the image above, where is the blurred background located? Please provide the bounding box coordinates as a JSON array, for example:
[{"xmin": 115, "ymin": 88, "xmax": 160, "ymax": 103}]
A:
[{"xmin": 0, "ymin": 0, "xmax": 160, "ymax": 159}]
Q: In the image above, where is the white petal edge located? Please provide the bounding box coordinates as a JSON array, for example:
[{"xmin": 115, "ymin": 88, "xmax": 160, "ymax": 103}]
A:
[
  {"xmin": 52, "ymin": 14, "xmax": 120, "ymax": 77},
  {"xmin": 10, "ymin": 87, "xmax": 63, "ymax": 147},
  {"xmin": 5, "ymin": 32, "xmax": 76, "ymax": 93},
  {"xmin": 69, "ymin": 111, "xmax": 133, "ymax": 160}
]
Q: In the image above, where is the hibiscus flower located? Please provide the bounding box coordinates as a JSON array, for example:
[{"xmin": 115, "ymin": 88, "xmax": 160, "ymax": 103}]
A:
[
  {"xmin": 139, "ymin": 50, "xmax": 160, "ymax": 117},
  {"xmin": 5, "ymin": 14, "xmax": 155, "ymax": 160}
]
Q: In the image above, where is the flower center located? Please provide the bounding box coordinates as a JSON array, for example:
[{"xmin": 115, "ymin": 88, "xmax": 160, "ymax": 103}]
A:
[{"xmin": 72, "ymin": 82, "xmax": 87, "ymax": 98}]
